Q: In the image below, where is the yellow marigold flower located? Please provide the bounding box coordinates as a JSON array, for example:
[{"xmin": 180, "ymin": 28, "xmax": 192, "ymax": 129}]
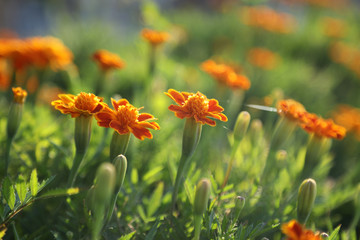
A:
[
  {"xmin": 301, "ymin": 112, "xmax": 346, "ymax": 140},
  {"xmin": 333, "ymin": 105, "xmax": 360, "ymax": 140},
  {"xmin": 241, "ymin": 6, "xmax": 296, "ymax": 34},
  {"xmin": 277, "ymin": 99, "xmax": 307, "ymax": 123},
  {"xmin": 281, "ymin": 220, "xmax": 322, "ymax": 240},
  {"xmin": 12, "ymin": 87, "xmax": 27, "ymax": 104},
  {"xmin": 322, "ymin": 17, "xmax": 346, "ymax": 38},
  {"xmin": 51, "ymin": 92, "xmax": 105, "ymax": 118},
  {"xmin": 95, "ymin": 99, "xmax": 160, "ymax": 140},
  {"xmin": 247, "ymin": 47, "xmax": 279, "ymax": 70},
  {"xmin": 92, "ymin": 49, "xmax": 125, "ymax": 71},
  {"xmin": 141, "ymin": 28, "xmax": 170, "ymax": 46},
  {"xmin": 165, "ymin": 89, "xmax": 228, "ymax": 126},
  {"xmin": 201, "ymin": 60, "xmax": 250, "ymax": 90}
]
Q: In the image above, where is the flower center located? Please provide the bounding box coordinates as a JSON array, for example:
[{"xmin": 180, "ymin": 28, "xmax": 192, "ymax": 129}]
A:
[
  {"xmin": 116, "ymin": 104, "xmax": 139, "ymax": 126},
  {"xmin": 185, "ymin": 93, "xmax": 209, "ymax": 116},
  {"xmin": 74, "ymin": 92, "xmax": 99, "ymax": 111}
]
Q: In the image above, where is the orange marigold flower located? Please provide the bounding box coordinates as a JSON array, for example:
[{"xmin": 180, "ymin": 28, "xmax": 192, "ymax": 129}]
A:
[
  {"xmin": 201, "ymin": 60, "xmax": 250, "ymax": 90},
  {"xmin": 333, "ymin": 105, "xmax": 360, "ymax": 140},
  {"xmin": 165, "ymin": 89, "xmax": 228, "ymax": 126},
  {"xmin": 12, "ymin": 87, "xmax": 27, "ymax": 104},
  {"xmin": 247, "ymin": 47, "xmax": 279, "ymax": 70},
  {"xmin": 301, "ymin": 113, "xmax": 346, "ymax": 140},
  {"xmin": 0, "ymin": 59, "xmax": 11, "ymax": 91},
  {"xmin": 241, "ymin": 6, "xmax": 296, "ymax": 34},
  {"xmin": 281, "ymin": 220, "xmax": 322, "ymax": 240},
  {"xmin": 141, "ymin": 28, "xmax": 170, "ymax": 46},
  {"xmin": 51, "ymin": 92, "xmax": 104, "ymax": 118},
  {"xmin": 277, "ymin": 99, "xmax": 307, "ymax": 123},
  {"xmin": 322, "ymin": 17, "xmax": 346, "ymax": 39},
  {"xmin": 92, "ymin": 49, "xmax": 125, "ymax": 71},
  {"xmin": 95, "ymin": 99, "xmax": 160, "ymax": 140}
]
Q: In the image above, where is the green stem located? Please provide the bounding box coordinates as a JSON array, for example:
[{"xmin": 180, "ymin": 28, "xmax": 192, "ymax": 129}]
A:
[
  {"xmin": 67, "ymin": 151, "xmax": 86, "ymax": 188},
  {"xmin": 104, "ymin": 191, "xmax": 119, "ymax": 227},
  {"xmin": 221, "ymin": 139, "xmax": 240, "ymax": 190},
  {"xmin": 193, "ymin": 215, "xmax": 202, "ymax": 240},
  {"xmin": 172, "ymin": 155, "xmax": 189, "ymax": 212},
  {"xmin": 4, "ymin": 138, "xmax": 13, "ymax": 177}
]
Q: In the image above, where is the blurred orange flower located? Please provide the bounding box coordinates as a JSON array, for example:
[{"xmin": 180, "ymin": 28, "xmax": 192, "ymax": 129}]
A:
[
  {"xmin": 0, "ymin": 59, "xmax": 11, "ymax": 91},
  {"xmin": 333, "ymin": 105, "xmax": 360, "ymax": 140},
  {"xmin": 95, "ymin": 99, "xmax": 160, "ymax": 140},
  {"xmin": 329, "ymin": 42, "xmax": 360, "ymax": 78},
  {"xmin": 165, "ymin": 89, "xmax": 228, "ymax": 126},
  {"xmin": 277, "ymin": 99, "xmax": 307, "ymax": 123},
  {"xmin": 51, "ymin": 92, "xmax": 105, "ymax": 118},
  {"xmin": 306, "ymin": 0, "xmax": 348, "ymax": 8},
  {"xmin": 201, "ymin": 60, "xmax": 250, "ymax": 90},
  {"xmin": 241, "ymin": 6, "xmax": 296, "ymax": 34},
  {"xmin": 301, "ymin": 112, "xmax": 346, "ymax": 140},
  {"xmin": 141, "ymin": 28, "xmax": 170, "ymax": 46},
  {"xmin": 281, "ymin": 220, "xmax": 322, "ymax": 240},
  {"xmin": 92, "ymin": 49, "xmax": 125, "ymax": 71},
  {"xmin": 0, "ymin": 36, "xmax": 73, "ymax": 71},
  {"xmin": 247, "ymin": 47, "xmax": 279, "ymax": 70},
  {"xmin": 12, "ymin": 87, "xmax": 28, "ymax": 104},
  {"xmin": 322, "ymin": 17, "xmax": 346, "ymax": 38}
]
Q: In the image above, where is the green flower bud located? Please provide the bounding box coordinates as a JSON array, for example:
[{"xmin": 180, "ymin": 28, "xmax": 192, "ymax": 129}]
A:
[
  {"xmin": 233, "ymin": 111, "xmax": 251, "ymax": 143},
  {"xmin": 93, "ymin": 163, "xmax": 116, "ymax": 207},
  {"xmin": 297, "ymin": 178, "xmax": 317, "ymax": 224},
  {"xmin": 250, "ymin": 119, "xmax": 263, "ymax": 144},
  {"xmin": 234, "ymin": 196, "xmax": 245, "ymax": 220},
  {"xmin": 194, "ymin": 179, "xmax": 211, "ymax": 216},
  {"xmin": 113, "ymin": 154, "xmax": 127, "ymax": 193},
  {"xmin": 110, "ymin": 132, "xmax": 130, "ymax": 160}
]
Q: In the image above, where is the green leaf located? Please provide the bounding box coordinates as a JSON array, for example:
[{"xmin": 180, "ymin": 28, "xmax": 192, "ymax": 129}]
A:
[
  {"xmin": 15, "ymin": 176, "xmax": 27, "ymax": 204},
  {"xmin": 143, "ymin": 166, "xmax": 163, "ymax": 184},
  {"xmin": 328, "ymin": 225, "xmax": 341, "ymax": 240},
  {"xmin": 40, "ymin": 188, "xmax": 80, "ymax": 198},
  {"xmin": 118, "ymin": 231, "xmax": 136, "ymax": 240},
  {"xmin": 37, "ymin": 176, "xmax": 55, "ymax": 194},
  {"xmin": 147, "ymin": 182, "xmax": 164, "ymax": 218},
  {"xmin": 2, "ymin": 177, "xmax": 16, "ymax": 210},
  {"xmin": 30, "ymin": 169, "xmax": 38, "ymax": 197},
  {"xmin": 144, "ymin": 219, "xmax": 160, "ymax": 240}
]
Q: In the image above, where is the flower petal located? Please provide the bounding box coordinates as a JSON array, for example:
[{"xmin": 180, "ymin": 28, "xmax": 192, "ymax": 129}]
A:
[
  {"xmin": 208, "ymin": 99, "xmax": 224, "ymax": 113},
  {"xmin": 138, "ymin": 113, "xmax": 155, "ymax": 122},
  {"xmin": 194, "ymin": 115, "xmax": 216, "ymax": 126},
  {"xmin": 165, "ymin": 89, "xmax": 186, "ymax": 105},
  {"xmin": 129, "ymin": 125, "xmax": 153, "ymax": 140}
]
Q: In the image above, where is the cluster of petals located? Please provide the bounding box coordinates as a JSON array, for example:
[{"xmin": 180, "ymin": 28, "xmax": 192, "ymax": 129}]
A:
[
  {"xmin": 51, "ymin": 92, "xmax": 105, "ymax": 118},
  {"xmin": 201, "ymin": 60, "xmax": 250, "ymax": 90},
  {"xmin": 141, "ymin": 29, "xmax": 170, "ymax": 46},
  {"xmin": 332, "ymin": 105, "xmax": 360, "ymax": 140},
  {"xmin": 247, "ymin": 47, "xmax": 279, "ymax": 70},
  {"xmin": 281, "ymin": 220, "xmax": 322, "ymax": 240},
  {"xmin": 321, "ymin": 17, "xmax": 347, "ymax": 39},
  {"xmin": 165, "ymin": 89, "xmax": 228, "ymax": 126},
  {"xmin": 0, "ymin": 36, "xmax": 73, "ymax": 71},
  {"xmin": 95, "ymin": 98, "xmax": 160, "ymax": 140},
  {"xmin": 241, "ymin": 6, "xmax": 296, "ymax": 34},
  {"xmin": 329, "ymin": 41, "xmax": 360, "ymax": 78},
  {"xmin": 12, "ymin": 87, "xmax": 28, "ymax": 104},
  {"xmin": 92, "ymin": 49, "xmax": 125, "ymax": 71},
  {"xmin": 277, "ymin": 99, "xmax": 346, "ymax": 139}
]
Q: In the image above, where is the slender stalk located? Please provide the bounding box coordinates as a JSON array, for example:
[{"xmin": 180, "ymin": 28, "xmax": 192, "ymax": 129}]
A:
[
  {"xmin": 221, "ymin": 139, "xmax": 240, "ymax": 190},
  {"xmin": 193, "ymin": 215, "xmax": 202, "ymax": 240},
  {"xmin": 171, "ymin": 155, "xmax": 189, "ymax": 211},
  {"xmin": 4, "ymin": 138, "xmax": 12, "ymax": 177},
  {"xmin": 67, "ymin": 151, "xmax": 85, "ymax": 188}
]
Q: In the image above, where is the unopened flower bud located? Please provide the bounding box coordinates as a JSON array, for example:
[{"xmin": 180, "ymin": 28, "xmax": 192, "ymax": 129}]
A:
[
  {"xmin": 250, "ymin": 119, "xmax": 263, "ymax": 143},
  {"xmin": 93, "ymin": 163, "xmax": 116, "ymax": 207},
  {"xmin": 234, "ymin": 196, "xmax": 245, "ymax": 220},
  {"xmin": 194, "ymin": 179, "xmax": 211, "ymax": 216},
  {"xmin": 113, "ymin": 154, "xmax": 127, "ymax": 193},
  {"xmin": 233, "ymin": 111, "xmax": 251, "ymax": 142},
  {"xmin": 297, "ymin": 178, "xmax": 317, "ymax": 224},
  {"xmin": 182, "ymin": 118, "xmax": 202, "ymax": 159},
  {"xmin": 7, "ymin": 87, "xmax": 27, "ymax": 140}
]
